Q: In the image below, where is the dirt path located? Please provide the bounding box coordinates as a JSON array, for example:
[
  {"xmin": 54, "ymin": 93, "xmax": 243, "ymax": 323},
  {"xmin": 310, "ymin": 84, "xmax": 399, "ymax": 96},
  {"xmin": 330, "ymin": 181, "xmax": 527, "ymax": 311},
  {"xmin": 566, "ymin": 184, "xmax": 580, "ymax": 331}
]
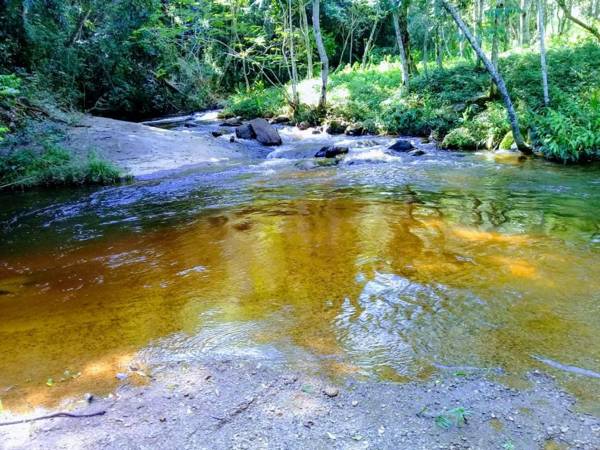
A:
[
  {"xmin": 64, "ymin": 116, "xmax": 246, "ymax": 177},
  {"xmin": 1, "ymin": 356, "xmax": 598, "ymax": 449}
]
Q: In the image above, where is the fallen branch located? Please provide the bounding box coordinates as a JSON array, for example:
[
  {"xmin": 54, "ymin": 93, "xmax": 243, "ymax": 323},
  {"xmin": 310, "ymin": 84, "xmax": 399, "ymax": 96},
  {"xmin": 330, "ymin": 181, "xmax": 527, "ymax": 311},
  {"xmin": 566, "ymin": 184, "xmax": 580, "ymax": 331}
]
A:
[{"xmin": 0, "ymin": 410, "xmax": 106, "ymax": 427}]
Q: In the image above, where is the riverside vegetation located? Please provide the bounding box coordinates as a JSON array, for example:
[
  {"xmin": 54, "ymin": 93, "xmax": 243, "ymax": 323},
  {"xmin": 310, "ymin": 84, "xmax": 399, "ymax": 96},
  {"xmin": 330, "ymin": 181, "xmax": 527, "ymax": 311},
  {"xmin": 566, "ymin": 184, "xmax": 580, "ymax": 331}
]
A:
[{"xmin": 1, "ymin": 0, "xmax": 600, "ymax": 187}]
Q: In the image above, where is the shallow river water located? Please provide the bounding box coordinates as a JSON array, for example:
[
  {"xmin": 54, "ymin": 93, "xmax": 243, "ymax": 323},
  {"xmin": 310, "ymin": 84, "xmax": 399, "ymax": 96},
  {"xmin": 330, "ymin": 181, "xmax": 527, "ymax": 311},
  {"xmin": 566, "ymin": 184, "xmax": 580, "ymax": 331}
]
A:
[{"xmin": 1, "ymin": 113, "xmax": 599, "ymax": 413}]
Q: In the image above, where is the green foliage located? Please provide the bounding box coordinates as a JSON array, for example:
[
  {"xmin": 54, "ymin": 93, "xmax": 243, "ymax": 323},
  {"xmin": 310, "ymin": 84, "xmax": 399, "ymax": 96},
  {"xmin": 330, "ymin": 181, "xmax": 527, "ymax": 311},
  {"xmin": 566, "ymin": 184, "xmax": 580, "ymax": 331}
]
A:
[
  {"xmin": 0, "ymin": 145, "xmax": 123, "ymax": 189},
  {"xmin": 442, "ymin": 127, "xmax": 480, "ymax": 150},
  {"xmin": 223, "ymin": 86, "xmax": 286, "ymax": 119},
  {"xmin": 226, "ymin": 41, "xmax": 600, "ymax": 163},
  {"xmin": 435, "ymin": 407, "xmax": 471, "ymax": 430},
  {"xmin": 0, "ymin": 74, "xmax": 23, "ymax": 141},
  {"xmin": 532, "ymin": 91, "xmax": 600, "ymax": 162}
]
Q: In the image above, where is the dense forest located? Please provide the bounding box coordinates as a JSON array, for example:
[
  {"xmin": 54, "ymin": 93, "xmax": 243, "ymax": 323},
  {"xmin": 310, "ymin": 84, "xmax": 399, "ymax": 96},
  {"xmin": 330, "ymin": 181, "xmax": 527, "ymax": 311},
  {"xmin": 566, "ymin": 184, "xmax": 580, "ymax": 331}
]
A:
[{"xmin": 1, "ymin": 0, "xmax": 599, "ymax": 168}]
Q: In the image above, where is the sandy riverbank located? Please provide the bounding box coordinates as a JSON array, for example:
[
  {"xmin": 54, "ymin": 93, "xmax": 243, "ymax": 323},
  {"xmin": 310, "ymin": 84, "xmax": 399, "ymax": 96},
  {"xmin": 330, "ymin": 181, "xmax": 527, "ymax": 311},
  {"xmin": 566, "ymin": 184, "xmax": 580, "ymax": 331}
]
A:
[{"xmin": 1, "ymin": 355, "xmax": 599, "ymax": 449}]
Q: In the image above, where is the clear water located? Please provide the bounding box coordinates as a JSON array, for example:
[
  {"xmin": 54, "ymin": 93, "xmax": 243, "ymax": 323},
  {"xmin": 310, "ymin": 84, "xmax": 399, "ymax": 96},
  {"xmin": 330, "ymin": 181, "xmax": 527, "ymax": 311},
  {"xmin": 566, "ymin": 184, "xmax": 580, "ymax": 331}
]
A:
[{"xmin": 1, "ymin": 117, "xmax": 599, "ymax": 412}]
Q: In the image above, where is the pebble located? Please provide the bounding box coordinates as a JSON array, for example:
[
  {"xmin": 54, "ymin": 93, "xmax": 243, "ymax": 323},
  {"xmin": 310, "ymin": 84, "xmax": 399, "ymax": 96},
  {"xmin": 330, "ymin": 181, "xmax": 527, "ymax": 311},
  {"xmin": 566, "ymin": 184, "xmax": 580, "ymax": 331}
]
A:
[
  {"xmin": 352, "ymin": 400, "xmax": 359, "ymax": 407},
  {"xmin": 323, "ymin": 387, "xmax": 339, "ymax": 398}
]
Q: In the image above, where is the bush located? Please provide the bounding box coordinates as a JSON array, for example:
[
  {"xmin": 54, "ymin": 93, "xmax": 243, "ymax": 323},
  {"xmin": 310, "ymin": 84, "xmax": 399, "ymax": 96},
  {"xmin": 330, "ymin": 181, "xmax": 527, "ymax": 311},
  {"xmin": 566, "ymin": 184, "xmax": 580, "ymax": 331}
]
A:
[
  {"xmin": 224, "ymin": 41, "xmax": 600, "ymax": 162},
  {"xmin": 0, "ymin": 145, "xmax": 123, "ymax": 189},
  {"xmin": 222, "ymin": 85, "xmax": 286, "ymax": 119}
]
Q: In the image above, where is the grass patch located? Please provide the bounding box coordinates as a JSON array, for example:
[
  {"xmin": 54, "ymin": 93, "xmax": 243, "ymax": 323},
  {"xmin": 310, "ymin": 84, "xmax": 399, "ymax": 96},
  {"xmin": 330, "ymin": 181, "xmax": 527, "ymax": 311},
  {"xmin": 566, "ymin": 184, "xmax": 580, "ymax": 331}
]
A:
[{"xmin": 0, "ymin": 145, "xmax": 124, "ymax": 190}]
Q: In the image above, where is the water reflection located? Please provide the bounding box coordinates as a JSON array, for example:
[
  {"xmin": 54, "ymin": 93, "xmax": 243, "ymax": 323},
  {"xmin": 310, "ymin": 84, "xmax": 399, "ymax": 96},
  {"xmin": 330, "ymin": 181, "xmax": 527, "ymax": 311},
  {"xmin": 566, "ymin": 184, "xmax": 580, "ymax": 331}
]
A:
[{"xmin": 1, "ymin": 194, "xmax": 599, "ymax": 411}]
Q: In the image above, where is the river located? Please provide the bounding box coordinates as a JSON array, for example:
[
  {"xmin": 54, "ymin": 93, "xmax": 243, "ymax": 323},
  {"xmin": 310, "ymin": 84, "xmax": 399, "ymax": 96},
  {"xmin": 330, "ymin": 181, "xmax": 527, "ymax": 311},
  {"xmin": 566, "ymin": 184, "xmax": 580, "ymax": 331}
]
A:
[{"xmin": 1, "ymin": 112, "xmax": 599, "ymax": 414}]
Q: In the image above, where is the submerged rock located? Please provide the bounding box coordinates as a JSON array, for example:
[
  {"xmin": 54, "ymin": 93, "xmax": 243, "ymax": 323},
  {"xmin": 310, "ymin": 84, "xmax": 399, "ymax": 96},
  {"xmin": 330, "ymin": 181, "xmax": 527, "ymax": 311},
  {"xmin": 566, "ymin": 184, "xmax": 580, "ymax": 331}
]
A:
[
  {"xmin": 315, "ymin": 145, "xmax": 349, "ymax": 158},
  {"xmin": 388, "ymin": 139, "xmax": 415, "ymax": 152},
  {"xmin": 235, "ymin": 123, "xmax": 256, "ymax": 140},
  {"xmin": 249, "ymin": 118, "xmax": 282, "ymax": 146},
  {"xmin": 409, "ymin": 149, "xmax": 426, "ymax": 156},
  {"xmin": 211, "ymin": 130, "xmax": 224, "ymax": 138}
]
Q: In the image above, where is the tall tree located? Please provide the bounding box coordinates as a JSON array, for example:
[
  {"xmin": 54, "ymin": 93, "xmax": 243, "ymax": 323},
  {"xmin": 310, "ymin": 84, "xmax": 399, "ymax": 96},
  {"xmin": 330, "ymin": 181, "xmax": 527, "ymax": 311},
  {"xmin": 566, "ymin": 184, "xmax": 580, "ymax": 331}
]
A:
[
  {"xmin": 312, "ymin": 0, "xmax": 329, "ymax": 108},
  {"xmin": 538, "ymin": 0, "xmax": 550, "ymax": 106},
  {"xmin": 299, "ymin": 0, "xmax": 313, "ymax": 79},
  {"xmin": 439, "ymin": 0, "xmax": 532, "ymax": 153},
  {"xmin": 392, "ymin": 10, "xmax": 410, "ymax": 87},
  {"xmin": 519, "ymin": 0, "xmax": 531, "ymax": 46}
]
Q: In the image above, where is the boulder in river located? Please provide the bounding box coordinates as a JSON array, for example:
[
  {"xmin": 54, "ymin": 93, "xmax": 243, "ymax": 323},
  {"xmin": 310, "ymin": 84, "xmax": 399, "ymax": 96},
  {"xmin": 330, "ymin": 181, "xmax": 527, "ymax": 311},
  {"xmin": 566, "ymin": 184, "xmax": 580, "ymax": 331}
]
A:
[
  {"xmin": 297, "ymin": 121, "xmax": 310, "ymax": 130},
  {"xmin": 388, "ymin": 139, "xmax": 415, "ymax": 152},
  {"xmin": 325, "ymin": 120, "xmax": 347, "ymax": 135},
  {"xmin": 408, "ymin": 149, "xmax": 426, "ymax": 156},
  {"xmin": 315, "ymin": 145, "xmax": 349, "ymax": 158},
  {"xmin": 345, "ymin": 124, "xmax": 365, "ymax": 136},
  {"xmin": 235, "ymin": 123, "xmax": 256, "ymax": 140},
  {"xmin": 211, "ymin": 130, "xmax": 224, "ymax": 138},
  {"xmin": 249, "ymin": 118, "xmax": 282, "ymax": 146}
]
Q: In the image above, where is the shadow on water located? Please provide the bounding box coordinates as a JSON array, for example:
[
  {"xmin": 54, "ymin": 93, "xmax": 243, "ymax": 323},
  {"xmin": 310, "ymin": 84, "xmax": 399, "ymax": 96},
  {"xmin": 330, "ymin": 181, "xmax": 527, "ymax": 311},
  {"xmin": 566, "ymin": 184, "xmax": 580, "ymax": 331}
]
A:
[{"xmin": 1, "ymin": 126, "xmax": 599, "ymax": 412}]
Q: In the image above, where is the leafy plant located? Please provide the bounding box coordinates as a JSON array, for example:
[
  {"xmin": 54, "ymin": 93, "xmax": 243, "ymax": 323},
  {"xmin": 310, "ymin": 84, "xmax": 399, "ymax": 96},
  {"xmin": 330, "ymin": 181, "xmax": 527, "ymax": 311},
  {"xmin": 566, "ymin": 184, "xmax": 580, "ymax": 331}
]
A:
[{"xmin": 435, "ymin": 407, "xmax": 472, "ymax": 430}]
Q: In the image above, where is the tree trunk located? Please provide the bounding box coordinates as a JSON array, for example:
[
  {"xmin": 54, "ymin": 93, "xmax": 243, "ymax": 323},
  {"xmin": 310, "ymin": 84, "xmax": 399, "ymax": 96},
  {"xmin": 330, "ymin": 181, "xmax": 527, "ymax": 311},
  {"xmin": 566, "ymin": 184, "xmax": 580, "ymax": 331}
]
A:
[
  {"xmin": 392, "ymin": 11, "xmax": 410, "ymax": 88},
  {"xmin": 287, "ymin": 0, "xmax": 300, "ymax": 107},
  {"xmin": 519, "ymin": 0, "xmax": 531, "ymax": 46},
  {"xmin": 312, "ymin": 0, "xmax": 329, "ymax": 109},
  {"xmin": 423, "ymin": 26, "xmax": 430, "ymax": 78},
  {"xmin": 361, "ymin": 19, "xmax": 379, "ymax": 68},
  {"xmin": 538, "ymin": 0, "xmax": 550, "ymax": 106},
  {"xmin": 435, "ymin": 25, "xmax": 443, "ymax": 68},
  {"xmin": 299, "ymin": 1, "xmax": 313, "ymax": 79},
  {"xmin": 439, "ymin": 0, "xmax": 532, "ymax": 154},
  {"xmin": 492, "ymin": 0, "xmax": 500, "ymax": 68},
  {"xmin": 557, "ymin": 0, "xmax": 600, "ymax": 41},
  {"xmin": 398, "ymin": 0, "xmax": 417, "ymax": 74}
]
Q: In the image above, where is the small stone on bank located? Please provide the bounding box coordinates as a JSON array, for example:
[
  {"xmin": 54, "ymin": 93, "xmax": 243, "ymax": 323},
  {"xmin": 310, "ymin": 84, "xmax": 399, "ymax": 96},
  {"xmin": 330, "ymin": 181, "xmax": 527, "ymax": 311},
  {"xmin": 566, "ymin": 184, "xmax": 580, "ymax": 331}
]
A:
[{"xmin": 323, "ymin": 386, "xmax": 339, "ymax": 397}]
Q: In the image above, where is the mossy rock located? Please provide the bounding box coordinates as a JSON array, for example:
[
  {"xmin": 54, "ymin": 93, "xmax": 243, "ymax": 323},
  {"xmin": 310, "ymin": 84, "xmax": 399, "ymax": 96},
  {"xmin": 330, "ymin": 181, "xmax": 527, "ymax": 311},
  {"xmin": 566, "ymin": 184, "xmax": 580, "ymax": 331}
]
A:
[{"xmin": 498, "ymin": 131, "xmax": 515, "ymax": 150}]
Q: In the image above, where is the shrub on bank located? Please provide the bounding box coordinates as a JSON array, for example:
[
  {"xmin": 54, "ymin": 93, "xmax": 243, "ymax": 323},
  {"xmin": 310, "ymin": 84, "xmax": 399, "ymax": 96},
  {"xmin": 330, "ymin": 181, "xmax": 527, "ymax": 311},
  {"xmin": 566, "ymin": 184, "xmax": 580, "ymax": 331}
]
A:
[
  {"xmin": 224, "ymin": 41, "xmax": 600, "ymax": 163},
  {"xmin": 0, "ymin": 145, "xmax": 123, "ymax": 189}
]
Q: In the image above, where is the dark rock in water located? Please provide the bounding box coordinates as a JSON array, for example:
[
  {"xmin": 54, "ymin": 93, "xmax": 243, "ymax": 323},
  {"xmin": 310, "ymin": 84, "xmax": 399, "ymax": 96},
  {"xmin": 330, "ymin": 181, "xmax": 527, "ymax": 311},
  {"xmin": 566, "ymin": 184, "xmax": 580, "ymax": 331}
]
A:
[
  {"xmin": 270, "ymin": 115, "xmax": 290, "ymax": 124},
  {"xmin": 345, "ymin": 124, "xmax": 364, "ymax": 136},
  {"xmin": 315, "ymin": 145, "xmax": 349, "ymax": 158},
  {"xmin": 388, "ymin": 139, "xmax": 415, "ymax": 152},
  {"xmin": 229, "ymin": 136, "xmax": 235, "ymax": 143},
  {"xmin": 325, "ymin": 120, "xmax": 347, "ymax": 135},
  {"xmin": 409, "ymin": 149, "xmax": 426, "ymax": 156},
  {"xmin": 311, "ymin": 129, "xmax": 321, "ymax": 134},
  {"xmin": 220, "ymin": 118, "xmax": 243, "ymax": 127},
  {"xmin": 211, "ymin": 130, "xmax": 224, "ymax": 138},
  {"xmin": 297, "ymin": 121, "xmax": 310, "ymax": 130},
  {"xmin": 249, "ymin": 118, "xmax": 282, "ymax": 146},
  {"xmin": 235, "ymin": 123, "xmax": 256, "ymax": 140}
]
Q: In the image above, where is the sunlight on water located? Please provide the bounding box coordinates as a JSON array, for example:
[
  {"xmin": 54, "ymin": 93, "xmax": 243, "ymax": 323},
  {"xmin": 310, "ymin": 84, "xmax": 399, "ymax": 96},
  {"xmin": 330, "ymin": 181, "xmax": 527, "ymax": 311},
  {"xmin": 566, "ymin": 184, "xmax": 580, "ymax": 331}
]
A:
[
  {"xmin": 1, "ymin": 189, "xmax": 599, "ymax": 411},
  {"xmin": 0, "ymin": 137, "xmax": 599, "ymax": 412}
]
